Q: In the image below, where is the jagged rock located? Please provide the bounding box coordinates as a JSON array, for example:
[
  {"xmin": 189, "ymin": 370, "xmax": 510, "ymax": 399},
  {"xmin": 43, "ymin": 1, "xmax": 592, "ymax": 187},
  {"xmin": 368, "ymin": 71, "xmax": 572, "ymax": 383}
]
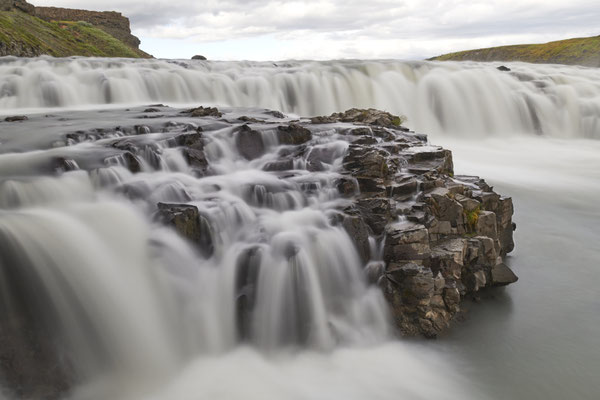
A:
[
  {"xmin": 384, "ymin": 222, "xmax": 431, "ymax": 262},
  {"xmin": 311, "ymin": 108, "xmax": 405, "ymax": 128},
  {"xmin": 182, "ymin": 106, "xmax": 222, "ymax": 118},
  {"xmin": 235, "ymin": 124, "xmax": 265, "ymax": 160},
  {"xmin": 312, "ymin": 108, "xmax": 519, "ymax": 337}
]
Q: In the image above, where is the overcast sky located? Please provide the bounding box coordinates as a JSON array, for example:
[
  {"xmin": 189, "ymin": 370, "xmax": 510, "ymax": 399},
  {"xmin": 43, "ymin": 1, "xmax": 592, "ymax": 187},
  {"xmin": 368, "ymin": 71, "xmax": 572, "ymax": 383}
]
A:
[{"xmin": 31, "ymin": 0, "xmax": 600, "ymax": 60}]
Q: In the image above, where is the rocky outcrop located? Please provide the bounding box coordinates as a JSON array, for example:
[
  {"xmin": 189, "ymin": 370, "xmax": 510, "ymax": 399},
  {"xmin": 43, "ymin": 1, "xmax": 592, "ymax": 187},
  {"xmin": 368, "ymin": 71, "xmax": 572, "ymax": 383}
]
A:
[
  {"xmin": 0, "ymin": 0, "xmax": 33, "ymax": 13},
  {"xmin": 44, "ymin": 106, "xmax": 517, "ymax": 340},
  {"xmin": 29, "ymin": 2, "xmax": 141, "ymax": 50},
  {"xmin": 320, "ymin": 109, "xmax": 517, "ymax": 337},
  {"xmin": 1, "ymin": 0, "xmax": 147, "ymax": 55}
]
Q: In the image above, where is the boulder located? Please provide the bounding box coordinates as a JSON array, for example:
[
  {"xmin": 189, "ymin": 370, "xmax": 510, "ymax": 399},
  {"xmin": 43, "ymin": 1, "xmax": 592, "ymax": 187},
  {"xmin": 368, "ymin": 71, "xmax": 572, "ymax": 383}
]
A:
[
  {"xmin": 157, "ymin": 203, "xmax": 214, "ymax": 257},
  {"xmin": 235, "ymin": 124, "xmax": 265, "ymax": 160},
  {"xmin": 491, "ymin": 263, "xmax": 519, "ymax": 286},
  {"xmin": 277, "ymin": 124, "xmax": 312, "ymax": 145},
  {"xmin": 192, "ymin": 55, "xmax": 207, "ymax": 60}
]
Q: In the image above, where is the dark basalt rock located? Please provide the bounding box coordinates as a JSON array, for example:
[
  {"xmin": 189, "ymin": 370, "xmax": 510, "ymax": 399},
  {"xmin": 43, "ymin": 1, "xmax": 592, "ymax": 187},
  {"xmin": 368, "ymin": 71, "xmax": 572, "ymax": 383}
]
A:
[
  {"xmin": 236, "ymin": 124, "xmax": 265, "ymax": 160},
  {"xmin": 182, "ymin": 106, "xmax": 222, "ymax": 118},
  {"xmin": 305, "ymin": 109, "xmax": 520, "ymax": 338},
  {"xmin": 311, "ymin": 108, "xmax": 405, "ymax": 128},
  {"xmin": 4, "ymin": 115, "xmax": 28, "ymax": 122},
  {"xmin": 157, "ymin": 203, "xmax": 214, "ymax": 258},
  {"xmin": 277, "ymin": 124, "xmax": 312, "ymax": 145}
]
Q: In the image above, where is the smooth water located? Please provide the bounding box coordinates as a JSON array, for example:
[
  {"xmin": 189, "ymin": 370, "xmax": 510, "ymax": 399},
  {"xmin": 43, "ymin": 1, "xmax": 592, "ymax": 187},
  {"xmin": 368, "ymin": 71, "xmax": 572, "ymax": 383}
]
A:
[
  {"xmin": 1, "ymin": 57, "xmax": 600, "ymax": 138},
  {"xmin": 0, "ymin": 58, "xmax": 599, "ymax": 399}
]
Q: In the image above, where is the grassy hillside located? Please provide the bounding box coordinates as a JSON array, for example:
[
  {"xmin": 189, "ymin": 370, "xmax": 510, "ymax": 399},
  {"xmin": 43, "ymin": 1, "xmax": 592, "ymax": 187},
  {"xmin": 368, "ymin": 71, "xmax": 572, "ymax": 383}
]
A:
[
  {"xmin": 431, "ymin": 35, "xmax": 600, "ymax": 67},
  {"xmin": 0, "ymin": 10, "xmax": 150, "ymax": 58}
]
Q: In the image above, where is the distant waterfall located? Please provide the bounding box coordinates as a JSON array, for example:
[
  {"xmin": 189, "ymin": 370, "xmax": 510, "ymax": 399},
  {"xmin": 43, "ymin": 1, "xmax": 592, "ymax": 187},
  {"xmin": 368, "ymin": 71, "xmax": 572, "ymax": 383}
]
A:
[{"xmin": 1, "ymin": 56, "xmax": 600, "ymax": 138}]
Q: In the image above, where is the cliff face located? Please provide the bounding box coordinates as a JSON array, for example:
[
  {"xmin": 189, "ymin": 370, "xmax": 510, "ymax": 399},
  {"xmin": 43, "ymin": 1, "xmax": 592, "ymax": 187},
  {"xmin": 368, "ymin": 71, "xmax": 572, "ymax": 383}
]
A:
[
  {"xmin": 34, "ymin": 6, "xmax": 141, "ymax": 49},
  {"xmin": 0, "ymin": 0, "xmax": 149, "ymax": 57}
]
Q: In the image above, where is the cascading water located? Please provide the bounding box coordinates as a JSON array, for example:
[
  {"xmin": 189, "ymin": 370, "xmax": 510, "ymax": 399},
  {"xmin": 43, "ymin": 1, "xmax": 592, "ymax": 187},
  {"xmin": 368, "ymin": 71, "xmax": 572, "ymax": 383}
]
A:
[
  {"xmin": 1, "ymin": 57, "xmax": 600, "ymax": 400},
  {"xmin": 1, "ymin": 57, "xmax": 600, "ymax": 138},
  {"xmin": 0, "ymin": 106, "xmax": 405, "ymax": 399}
]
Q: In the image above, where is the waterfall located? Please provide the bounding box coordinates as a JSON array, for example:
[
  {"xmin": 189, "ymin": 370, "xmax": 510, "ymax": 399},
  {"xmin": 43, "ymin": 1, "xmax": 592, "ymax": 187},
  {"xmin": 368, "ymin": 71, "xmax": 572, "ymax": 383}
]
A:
[
  {"xmin": 0, "ymin": 110, "xmax": 392, "ymax": 398},
  {"xmin": 1, "ymin": 56, "xmax": 600, "ymax": 138}
]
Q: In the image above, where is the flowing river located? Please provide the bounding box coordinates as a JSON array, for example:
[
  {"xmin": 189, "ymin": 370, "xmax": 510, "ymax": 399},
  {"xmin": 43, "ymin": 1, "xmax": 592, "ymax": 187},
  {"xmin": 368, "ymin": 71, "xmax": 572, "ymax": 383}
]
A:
[{"xmin": 0, "ymin": 57, "xmax": 599, "ymax": 400}]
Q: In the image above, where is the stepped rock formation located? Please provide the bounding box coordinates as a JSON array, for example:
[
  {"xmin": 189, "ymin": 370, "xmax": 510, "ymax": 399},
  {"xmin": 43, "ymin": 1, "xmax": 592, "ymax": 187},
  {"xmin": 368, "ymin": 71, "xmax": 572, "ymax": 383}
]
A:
[{"xmin": 0, "ymin": 106, "xmax": 517, "ymax": 397}]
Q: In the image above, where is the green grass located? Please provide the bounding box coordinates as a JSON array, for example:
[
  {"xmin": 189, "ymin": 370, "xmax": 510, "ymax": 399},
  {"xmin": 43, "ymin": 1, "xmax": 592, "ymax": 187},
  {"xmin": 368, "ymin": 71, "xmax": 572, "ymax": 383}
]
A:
[
  {"xmin": 0, "ymin": 10, "xmax": 150, "ymax": 58},
  {"xmin": 464, "ymin": 207, "xmax": 480, "ymax": 232},
  {"xmin": 431, "ymin": 35, "xmax": 600, "ymax": 67}
]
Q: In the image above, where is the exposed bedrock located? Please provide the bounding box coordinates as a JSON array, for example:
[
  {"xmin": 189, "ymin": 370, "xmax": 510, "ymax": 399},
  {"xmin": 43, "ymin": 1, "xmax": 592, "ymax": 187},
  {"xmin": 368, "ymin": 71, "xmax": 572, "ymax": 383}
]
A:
[
  {"xmin": 158, "ymin": 106, "xmax": 517, "ymax": 338},
  {"xmin": 55, "ymin": 105, "xmax": 517, "ymax": 339}
]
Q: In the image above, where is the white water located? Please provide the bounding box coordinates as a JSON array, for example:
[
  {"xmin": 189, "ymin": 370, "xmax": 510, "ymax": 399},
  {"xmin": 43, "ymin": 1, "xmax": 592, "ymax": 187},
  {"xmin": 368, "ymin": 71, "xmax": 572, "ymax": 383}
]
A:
[
  {"xmin": 1, "ymin": 58, "xmax": 599, "ymax": 400},
  {"xmin": 1, "ymin": 57, "xmax": 600, "ymax": 138}
]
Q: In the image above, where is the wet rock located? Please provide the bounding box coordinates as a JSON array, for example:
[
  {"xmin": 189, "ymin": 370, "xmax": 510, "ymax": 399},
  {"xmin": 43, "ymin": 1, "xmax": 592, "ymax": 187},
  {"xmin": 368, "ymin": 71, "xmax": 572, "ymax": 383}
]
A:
[
  {"xmin": 497, "ymin": 65, "xmax": 511, "ymax": 71},
  {"xmin": 236, "ymin": 124, "xmax": 265, "ymax": 160},
  {"xmin": 4, "ymin": 115, "xmax": 28, "ymax": 122},
  {"xmin": 182, "ymin": 106, "xmax": 222, "ymax": 118},
  {"xmin": 277, "ymin": 124, "xmax": 312, "ymax": 145},
  {"xmin": 491, "ymin": 263, "xmax": 519, "ymax": 286},
  {"xmin": 157, "ymin": 203, "xmax": 214, "ymax": 257},
  {"xmin": 311, "ymin": 108, "xmax": 406, "ymax": 129},
  {"xmin": 263, "ymin": 158, "xmax": 294, "ymax": 171},
  {"xmin": 340, "ymin": 213, "xmax": 372, "ymax": 263},
  {"xmin": 192, "ymin": 55, "xmax": 207, "ymax": 60},
  {"xmin": 266, "ymin": 110, "xmax": 285, "ymax": 119}
]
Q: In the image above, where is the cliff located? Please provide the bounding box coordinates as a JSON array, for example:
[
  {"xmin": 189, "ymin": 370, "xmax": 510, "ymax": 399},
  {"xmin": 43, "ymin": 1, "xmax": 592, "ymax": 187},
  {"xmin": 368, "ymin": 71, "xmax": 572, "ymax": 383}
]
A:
[
  {"xmin": 34, "ymin": 6, "xmax": 141, "ymax": 49},
  {"xmin": 0, "ymin": 0, "xmax": 150, "ymax": 58},
  {"xmin": 430, "ymin": 35, "xmax": 600, "ymax": 67}
]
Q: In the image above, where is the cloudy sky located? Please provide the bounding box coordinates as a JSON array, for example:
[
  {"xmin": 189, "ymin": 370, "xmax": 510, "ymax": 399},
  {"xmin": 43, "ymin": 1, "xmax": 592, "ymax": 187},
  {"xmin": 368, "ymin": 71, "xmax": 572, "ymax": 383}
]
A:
[{"xmin": 31, "ymin": 0, "xmax": 600, "ymax": 60}]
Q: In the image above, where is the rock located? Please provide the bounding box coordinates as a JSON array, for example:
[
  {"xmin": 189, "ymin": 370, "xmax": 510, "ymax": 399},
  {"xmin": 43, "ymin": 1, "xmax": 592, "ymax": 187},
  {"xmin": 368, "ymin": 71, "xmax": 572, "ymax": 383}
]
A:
[
  {"xmin": 263, "ymin": 158, "xmax": 294, "ymax": 171},
  {"xmin": 340, "ymin": 213, "xmax": 372, "ymax": 263},
  {"xmin": 497, "ymin": 65, "xmax": 511, "ymax": 71},
  {"xmin": 311, "ymin": 108, "xmax": 406, "ymax": 128},
  {"xmin": 384, "ymin": 223, "xmax": 431, "ymax": 262},
  {"xmin": 476, "ymin": 211, "xmax": 498, "ymax": 239},
  {"xmin": 157, "ymin": 203, "xmax": 214, "ymax": 257},
  {"xmin": 491, "ymin": 263, "xmax": 518, "ymax": 286},
  {"xmin": 192, "ymin": 55, "xmax": 207, "ymax": 60},
  {"xmin": 266, "ymin": 110, "xmax": 285, "ymax": 119},
  {"xmin": 182, "ymin": 106, "xmax": 222, "ymax": 118},
  {"xmin": 235, "ymin": 124, "xmax": 265, "ymax": 160},
  {"xmin": 4, "ymin": 115, "xmax": 28, "ymax": 122},
  {"xmin": 277, "ymin": 124, "xmax": 312, "ymax": 145}
]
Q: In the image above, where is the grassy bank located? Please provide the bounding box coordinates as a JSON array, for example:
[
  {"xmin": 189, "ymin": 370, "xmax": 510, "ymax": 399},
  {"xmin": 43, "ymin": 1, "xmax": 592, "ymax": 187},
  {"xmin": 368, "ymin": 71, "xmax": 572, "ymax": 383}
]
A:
[
  {"xmin": 431, "ymin": 35, "xmax": 600, "ymax": 67},
  {"xmin": 0, "ymin": 10, "xmax": 150, "ymax": 58}
]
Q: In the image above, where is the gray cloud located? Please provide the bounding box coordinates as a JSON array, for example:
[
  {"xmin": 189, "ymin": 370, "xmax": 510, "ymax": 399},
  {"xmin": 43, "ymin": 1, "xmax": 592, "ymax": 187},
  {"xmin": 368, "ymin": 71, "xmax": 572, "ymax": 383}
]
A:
[{"xmin": 29, "ymin": 0, "xmax": 600, "ymax": 59}]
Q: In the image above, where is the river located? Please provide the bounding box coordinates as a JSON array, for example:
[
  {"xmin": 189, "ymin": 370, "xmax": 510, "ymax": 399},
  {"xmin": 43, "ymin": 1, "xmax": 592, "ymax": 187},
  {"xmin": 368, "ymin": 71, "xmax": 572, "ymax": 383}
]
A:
[{"xmin": 0, "ymin": 57, "xmax": 598, "ymax": 400}]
